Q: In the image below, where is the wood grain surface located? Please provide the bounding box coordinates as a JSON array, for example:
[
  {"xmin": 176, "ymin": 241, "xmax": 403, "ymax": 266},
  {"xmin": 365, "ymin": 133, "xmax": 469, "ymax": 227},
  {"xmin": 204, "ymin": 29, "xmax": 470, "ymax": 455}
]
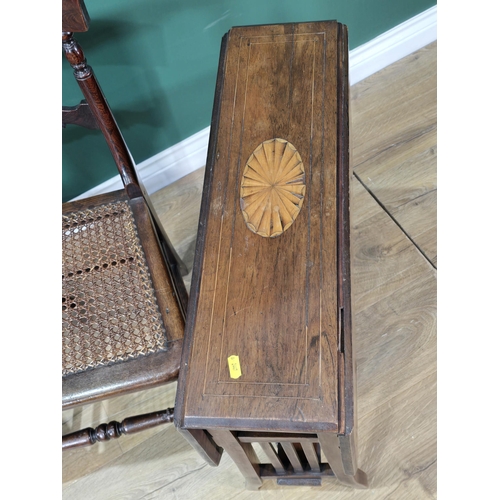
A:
[
  {"xmin": 176, "ymin": 22, "xmax": 345, "ymax": 433},
  {"xmin": 351, "ymin": 42, "xmax": 437, "ymax": 267},
  {"xmin": 62, "ymin": 41, "xmax": 437, "ymax": 499}
]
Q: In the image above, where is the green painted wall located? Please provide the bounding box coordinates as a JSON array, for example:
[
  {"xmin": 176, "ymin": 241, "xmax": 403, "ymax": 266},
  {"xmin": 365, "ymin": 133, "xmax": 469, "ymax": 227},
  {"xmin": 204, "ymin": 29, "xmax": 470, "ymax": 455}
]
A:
[{"xmin": 62, "ymin": 0, "xmax": 436, "ymax": 202}]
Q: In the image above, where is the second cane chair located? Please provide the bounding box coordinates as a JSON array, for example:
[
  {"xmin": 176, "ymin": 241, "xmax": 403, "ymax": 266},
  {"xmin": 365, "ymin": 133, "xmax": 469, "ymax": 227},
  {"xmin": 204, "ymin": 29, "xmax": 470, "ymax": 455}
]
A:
[{"xmin": 62, "ymin": 0, "xmax": 188, "ymax": 449}]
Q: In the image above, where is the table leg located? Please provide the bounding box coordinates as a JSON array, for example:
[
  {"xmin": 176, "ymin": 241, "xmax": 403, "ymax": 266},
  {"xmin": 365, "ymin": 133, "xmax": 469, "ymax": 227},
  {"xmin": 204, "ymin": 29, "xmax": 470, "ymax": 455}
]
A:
[
  {"xmin": 318, "ymin": 432, "xmax": 368, "ymax": 488},
  {"xmin": 209, "ymin": 429, "xmax": 263, "ymax": 490}
]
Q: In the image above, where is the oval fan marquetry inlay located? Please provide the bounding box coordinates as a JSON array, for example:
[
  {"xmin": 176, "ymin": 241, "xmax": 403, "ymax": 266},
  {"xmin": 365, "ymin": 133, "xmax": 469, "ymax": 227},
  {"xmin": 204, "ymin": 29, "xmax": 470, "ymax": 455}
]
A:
[{"xmin": 240, "ymin": 139, "xmax": 305, "ymax": 238}]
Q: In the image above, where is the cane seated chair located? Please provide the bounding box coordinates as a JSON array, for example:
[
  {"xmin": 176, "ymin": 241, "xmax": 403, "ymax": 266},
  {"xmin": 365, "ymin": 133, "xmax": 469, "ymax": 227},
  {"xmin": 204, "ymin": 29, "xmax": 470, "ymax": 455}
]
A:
[{"xmin": 62, "ymin": 0, "xmax": 188, "ymax": 449}]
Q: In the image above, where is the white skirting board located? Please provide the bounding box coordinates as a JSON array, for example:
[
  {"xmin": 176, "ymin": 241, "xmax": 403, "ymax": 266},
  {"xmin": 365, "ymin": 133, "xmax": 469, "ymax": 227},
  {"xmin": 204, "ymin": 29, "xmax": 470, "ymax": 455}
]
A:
[{"xmin": 72, "ymin": 5, "xmax": 436, "ymax": 201}]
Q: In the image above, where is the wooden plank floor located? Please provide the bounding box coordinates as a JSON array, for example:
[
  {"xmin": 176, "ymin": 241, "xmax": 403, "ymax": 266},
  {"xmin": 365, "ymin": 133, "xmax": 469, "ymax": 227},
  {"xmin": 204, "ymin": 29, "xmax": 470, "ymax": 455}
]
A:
[{"xmin": 62, "ymin": 41, "xmax": 437, "ymax": 499}]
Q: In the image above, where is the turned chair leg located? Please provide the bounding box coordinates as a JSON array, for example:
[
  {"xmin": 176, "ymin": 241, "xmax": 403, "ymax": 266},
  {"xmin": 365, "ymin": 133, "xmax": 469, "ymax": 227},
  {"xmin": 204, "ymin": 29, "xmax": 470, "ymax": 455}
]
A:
[{"xmin": 62, "ymin": 408, "xmax": 175, "ymax": 451}]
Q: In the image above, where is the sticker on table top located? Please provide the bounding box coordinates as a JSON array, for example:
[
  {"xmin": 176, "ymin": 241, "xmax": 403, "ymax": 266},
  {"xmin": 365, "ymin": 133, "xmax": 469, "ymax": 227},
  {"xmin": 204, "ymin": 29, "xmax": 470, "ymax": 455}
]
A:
[{"xmin": 228, "ymin": 355, "xmax": 242, "ymax": 379}]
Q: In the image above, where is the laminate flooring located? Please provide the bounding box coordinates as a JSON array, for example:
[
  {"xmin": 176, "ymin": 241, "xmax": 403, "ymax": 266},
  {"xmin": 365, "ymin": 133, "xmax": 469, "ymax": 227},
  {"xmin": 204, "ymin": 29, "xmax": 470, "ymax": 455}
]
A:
[{"xmin": 62, "ymin": 41, "xmax": 437, "ymax": 499}]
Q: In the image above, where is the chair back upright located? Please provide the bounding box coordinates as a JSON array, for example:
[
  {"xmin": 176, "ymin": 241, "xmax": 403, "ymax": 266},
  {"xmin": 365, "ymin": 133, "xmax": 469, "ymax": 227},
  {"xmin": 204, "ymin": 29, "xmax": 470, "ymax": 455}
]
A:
[{"xmin": 62, "ymin": 0, "xmax": 141, "ymax": 199}]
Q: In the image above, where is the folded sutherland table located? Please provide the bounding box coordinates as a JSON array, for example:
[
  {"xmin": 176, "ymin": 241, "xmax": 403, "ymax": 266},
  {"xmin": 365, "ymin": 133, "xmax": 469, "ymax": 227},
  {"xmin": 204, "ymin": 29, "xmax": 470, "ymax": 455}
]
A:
[{"xmin": 174, "ymin": 21, "xmax": 368, "ymax": 490}]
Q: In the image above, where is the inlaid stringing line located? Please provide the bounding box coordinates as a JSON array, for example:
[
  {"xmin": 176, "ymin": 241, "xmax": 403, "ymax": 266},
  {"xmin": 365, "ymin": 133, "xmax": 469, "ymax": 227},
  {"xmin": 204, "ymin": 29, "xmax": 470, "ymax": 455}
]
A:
[
  {"xmin": 217, "ymin": 246, "xmax": 233, "ymax": 381},
  {"xmin": 209, "ymin": 32, "xmax": 324, "ymax": 390},
  {"xmin": 216, "ymin": 37, "xmax": 252, "ymax": 384},
  {"xmin": 319, "ymin": 32, "xmax": 327, "ymax": 389},
  {"xmin": 207, "ymin": 34, "xmax": 245, "ymax": 389},
  {"xmin": 311, "ymin": 38, "xmax": 316, "ymax": 140},
  {"xmin": 203, "ymin": 214, "xmax": 225, "ymax": 395}
]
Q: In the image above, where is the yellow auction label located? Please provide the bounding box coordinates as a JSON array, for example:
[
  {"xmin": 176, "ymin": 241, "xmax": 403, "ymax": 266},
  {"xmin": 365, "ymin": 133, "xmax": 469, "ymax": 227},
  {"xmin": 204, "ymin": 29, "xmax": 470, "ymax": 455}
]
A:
[{"xmin": 227, "ymin": 355, "xmax": 242, "ymax": 379}]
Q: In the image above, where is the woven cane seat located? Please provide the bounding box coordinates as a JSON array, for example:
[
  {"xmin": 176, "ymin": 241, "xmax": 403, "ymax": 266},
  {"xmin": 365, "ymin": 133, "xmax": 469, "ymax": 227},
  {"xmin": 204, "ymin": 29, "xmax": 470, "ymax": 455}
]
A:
[{"xmin": 62, "ymin": 199, "xmax": 168, "ymax": 376}]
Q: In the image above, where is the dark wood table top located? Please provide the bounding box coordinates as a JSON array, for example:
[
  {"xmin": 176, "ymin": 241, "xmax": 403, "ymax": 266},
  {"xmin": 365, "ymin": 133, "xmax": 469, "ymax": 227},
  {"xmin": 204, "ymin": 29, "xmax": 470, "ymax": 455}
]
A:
[{"xmin": 176, "ymin": 21, "xmax": 349, "ymax": 434}]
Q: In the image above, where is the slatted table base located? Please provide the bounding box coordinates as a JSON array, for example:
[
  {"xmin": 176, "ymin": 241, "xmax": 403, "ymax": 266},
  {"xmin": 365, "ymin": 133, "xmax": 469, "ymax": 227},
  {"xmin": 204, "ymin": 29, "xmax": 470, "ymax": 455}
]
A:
[{"xmin": 209, "ymin": 430, "xmax": 367, "ymax": 490}]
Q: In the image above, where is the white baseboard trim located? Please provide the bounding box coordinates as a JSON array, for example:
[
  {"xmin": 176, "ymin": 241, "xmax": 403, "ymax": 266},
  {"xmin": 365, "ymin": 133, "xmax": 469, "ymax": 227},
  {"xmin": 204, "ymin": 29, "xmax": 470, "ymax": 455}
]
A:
[
  {"xmin": 72, "ymin": 126, "xmax": 211, "ymax": 200},
  {"xmin": 72, "ymin": 5, "xmax": 436, "ymax": 201},
  {"xmin": 349, "ymin": 5, "xmax": 437, "ymax": 85}
]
